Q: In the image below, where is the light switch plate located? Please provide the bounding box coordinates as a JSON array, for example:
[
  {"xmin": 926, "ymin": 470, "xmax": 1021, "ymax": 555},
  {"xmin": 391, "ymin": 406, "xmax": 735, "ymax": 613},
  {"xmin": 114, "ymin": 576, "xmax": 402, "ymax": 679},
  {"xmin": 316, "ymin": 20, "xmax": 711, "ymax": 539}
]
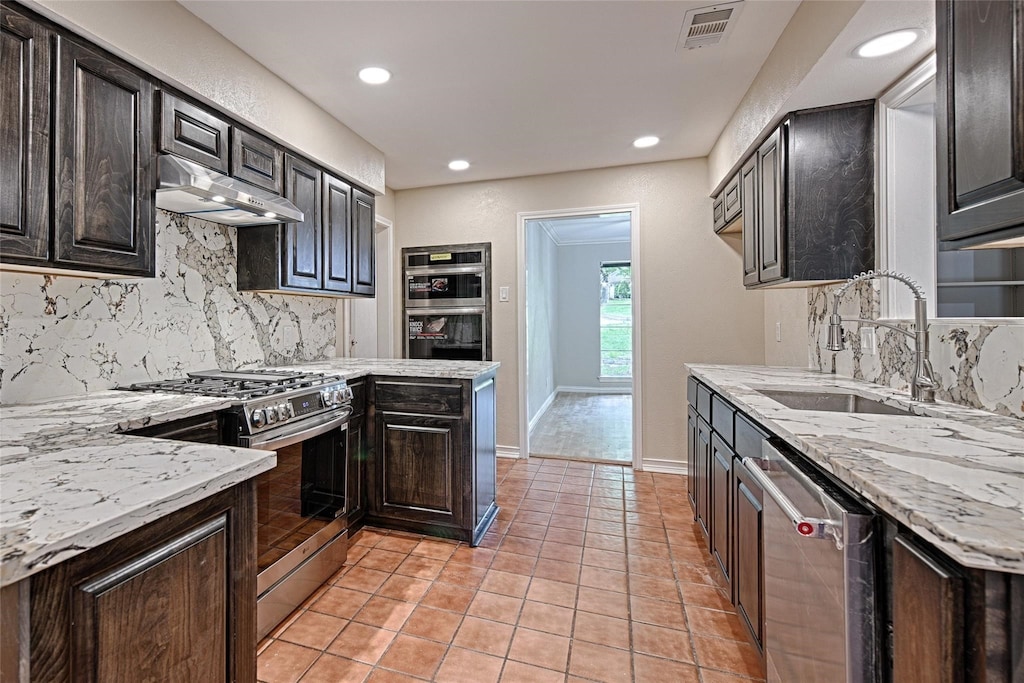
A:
[{"xmin": 499, "ymin": 286, "xmax": 510, "ymax": 302}]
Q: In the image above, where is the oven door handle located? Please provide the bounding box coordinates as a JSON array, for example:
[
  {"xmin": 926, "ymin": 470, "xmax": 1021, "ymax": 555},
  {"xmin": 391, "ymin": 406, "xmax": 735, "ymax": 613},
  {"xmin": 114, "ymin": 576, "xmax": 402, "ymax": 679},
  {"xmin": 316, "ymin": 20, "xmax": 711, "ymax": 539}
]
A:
[
  {"xmin": 741, "ymin": 456, "xmax": 839, "ymax": 541},
  {"xmin": 241, "ymin": 409, "xmax": 351, "ymax": 451}
]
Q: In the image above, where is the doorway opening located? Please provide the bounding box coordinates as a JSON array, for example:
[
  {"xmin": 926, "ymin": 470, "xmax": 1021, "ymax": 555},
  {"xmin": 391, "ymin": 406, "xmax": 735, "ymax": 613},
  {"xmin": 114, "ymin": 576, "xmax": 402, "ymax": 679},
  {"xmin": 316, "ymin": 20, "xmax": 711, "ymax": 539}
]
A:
[{"xmin": 517, "ymin": 205, "xmax": 641, "ymax": 468}]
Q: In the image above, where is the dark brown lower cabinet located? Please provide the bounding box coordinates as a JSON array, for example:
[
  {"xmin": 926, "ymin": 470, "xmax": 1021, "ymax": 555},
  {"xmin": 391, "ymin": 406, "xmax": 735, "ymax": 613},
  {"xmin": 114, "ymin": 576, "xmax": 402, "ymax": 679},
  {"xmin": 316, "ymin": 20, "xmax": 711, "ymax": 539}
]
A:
[
  {"xmin": 695, "ymin": 417, "xmax": 712, "ymax": 545},
  {"xmin": 710, "ymin": 433, "xmax": 733, "ymax": 593},
  {"xmin": 346, "ymin": 414, "xmax": 367, "ymax": 529},
  {"xmin": 367, "ymin": 373, "xmax": 498, "ymax": 545},
  {"xmin": 734, "ymin": 457, "xmax": 764, "ymax": 651},
  {"xmin": 892, "ymin": 534, "xmax": 964, "ymax": 683},
  {"xmin": 19, "ymin": 482, "xmax": 256, "ymax": 682},
  {"xmin": 686, "ymin": 406, "xmax": 698, "ymax": 516}
]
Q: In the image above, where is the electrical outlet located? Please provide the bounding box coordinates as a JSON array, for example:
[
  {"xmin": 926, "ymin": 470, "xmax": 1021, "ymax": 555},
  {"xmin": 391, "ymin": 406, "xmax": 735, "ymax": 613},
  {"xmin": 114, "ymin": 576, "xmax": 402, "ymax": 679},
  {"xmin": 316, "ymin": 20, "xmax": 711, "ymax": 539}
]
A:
[
  {"xmin": 499, "ymin": 286, "xmax": 510, "ymax": 302},
  {"xmin": 775, "ymin": 322, "xmax": 782, "ymax": 342},
  {"xmin": 861, "ymin": 326, "xmax": 877, "ymax": 355}
]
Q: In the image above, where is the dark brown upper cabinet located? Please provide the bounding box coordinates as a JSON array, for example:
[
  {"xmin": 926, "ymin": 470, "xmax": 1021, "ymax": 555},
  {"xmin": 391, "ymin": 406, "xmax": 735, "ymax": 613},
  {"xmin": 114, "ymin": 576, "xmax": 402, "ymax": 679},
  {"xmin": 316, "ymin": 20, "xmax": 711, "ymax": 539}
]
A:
[
  {"xmin": 237, "ymin": 158, "xmax": 375, "ymax": 297},
  {"xmin": 231, "ymin": 128, "xmax": 283, "ymax": 194},
  {"xmin": 0, "ymin": 4, "xmax": 51, "ymax": 264},
  {"xmin": 1, "ymin": 5, "xmax": 156, "ymax": 277},
  {"xmin": 159, "ymin": 92, "xmax": 229, "ymax": 173},
  {"xmin": 282, "ymin": 154, "xmax": 323, "ymax": 290},
  {"xmin": 936, "ymin": 0, "xmax": 1024, "ymax": 248},
  {"xmin": 739, "ymin": 101, "xmax": 875, "ymax": 288},
  {"xmin": 352, "ymin": 187, "xmax": 376, "ymax": 296},
  {"xmin": 713, "ymin": 194, "xmax": 726, "ymax": 232},
  {"xmin": 52, "ymin": 36, "xmax": 156, "ymax": 277},
  {"xmin": 323, "ymin": 173, "xmax": 353, "ymax": 293},
  {"xmin": 723, "ymin": 171, "xmax": 741, "ymax": 225}
]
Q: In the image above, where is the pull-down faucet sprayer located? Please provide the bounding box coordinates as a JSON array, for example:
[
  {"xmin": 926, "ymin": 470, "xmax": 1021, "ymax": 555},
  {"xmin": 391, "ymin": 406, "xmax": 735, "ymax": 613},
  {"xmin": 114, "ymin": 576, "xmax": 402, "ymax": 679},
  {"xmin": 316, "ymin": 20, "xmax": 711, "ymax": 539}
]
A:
[{"xmin": 826, "ymin": 270, "xmax": 936, "ymax": 402}]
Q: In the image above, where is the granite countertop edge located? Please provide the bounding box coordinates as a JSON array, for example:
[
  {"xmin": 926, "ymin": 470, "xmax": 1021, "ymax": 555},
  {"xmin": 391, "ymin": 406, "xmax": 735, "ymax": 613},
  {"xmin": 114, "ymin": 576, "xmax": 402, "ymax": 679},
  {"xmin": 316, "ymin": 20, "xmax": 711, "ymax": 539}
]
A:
[{"xmin": 685, "ymin": 363, "xmax": 1024, "ymax": 575}]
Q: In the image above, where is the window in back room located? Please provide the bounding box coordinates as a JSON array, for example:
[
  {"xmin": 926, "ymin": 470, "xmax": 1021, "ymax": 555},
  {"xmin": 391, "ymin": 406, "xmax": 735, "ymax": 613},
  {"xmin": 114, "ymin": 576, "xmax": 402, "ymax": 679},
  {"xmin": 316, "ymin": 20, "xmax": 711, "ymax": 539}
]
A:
[{"xmin": 599, "ymin": 261, "xmax": 632, "ymax": 378}]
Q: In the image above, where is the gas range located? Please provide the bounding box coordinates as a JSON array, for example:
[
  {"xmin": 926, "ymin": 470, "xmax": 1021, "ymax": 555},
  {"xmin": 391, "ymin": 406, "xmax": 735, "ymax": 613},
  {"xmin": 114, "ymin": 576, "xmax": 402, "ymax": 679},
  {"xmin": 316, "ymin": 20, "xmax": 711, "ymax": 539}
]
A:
[{"xmin": 128, "ymin": 369, "xmax": 352, "ymax": 437}]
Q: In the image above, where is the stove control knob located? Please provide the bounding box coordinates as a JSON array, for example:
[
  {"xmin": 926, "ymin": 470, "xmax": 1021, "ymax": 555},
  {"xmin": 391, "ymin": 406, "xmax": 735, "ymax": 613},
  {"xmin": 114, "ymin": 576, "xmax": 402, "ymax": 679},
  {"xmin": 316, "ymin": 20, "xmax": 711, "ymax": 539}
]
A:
[
  {"xmin": 321, "ymin": 390, "xmax": 332, "ymax": 407},
  {"xmin": 279, "ymin": 403, "xmax": 293, "ymax": 420},
  {"xmin": 333, "ymin": 389, "xmax": 346, "ymax": 404},
  {"xmin": 251, "ymin": 409, "xmax": 266, "ymax": 428},
  {"xmin": 265, "ymin": 407, "xmax": 278, "ymax": 424}
]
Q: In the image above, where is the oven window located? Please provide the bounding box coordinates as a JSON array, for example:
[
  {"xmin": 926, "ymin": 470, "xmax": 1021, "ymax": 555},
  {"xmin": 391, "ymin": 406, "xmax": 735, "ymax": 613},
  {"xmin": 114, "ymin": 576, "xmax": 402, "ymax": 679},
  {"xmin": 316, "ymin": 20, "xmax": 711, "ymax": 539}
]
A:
[
  {"xmin": 256, "ymin": 432, "xmax": 346, "ymax": 572},
  {"xmin": 408, "ymin": 312, "xmax": 485, "ymax": 361}
]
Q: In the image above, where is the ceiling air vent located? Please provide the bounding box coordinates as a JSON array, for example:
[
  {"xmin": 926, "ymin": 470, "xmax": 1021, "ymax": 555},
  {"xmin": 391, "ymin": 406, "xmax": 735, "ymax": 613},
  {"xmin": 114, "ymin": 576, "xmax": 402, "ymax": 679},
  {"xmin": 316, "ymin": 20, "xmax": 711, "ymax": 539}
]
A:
[{"xmin": 677, "ymin": 1, "xmax": 744, "ymax": 51}]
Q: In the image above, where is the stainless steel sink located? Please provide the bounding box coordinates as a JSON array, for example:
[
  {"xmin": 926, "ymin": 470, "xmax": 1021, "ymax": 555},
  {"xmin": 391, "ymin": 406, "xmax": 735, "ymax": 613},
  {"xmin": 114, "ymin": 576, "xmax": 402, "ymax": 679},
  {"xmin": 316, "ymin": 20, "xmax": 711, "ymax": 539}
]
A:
[{"xmin": 758, "ymin": 389, "xmax": 917, "ymax": 416}]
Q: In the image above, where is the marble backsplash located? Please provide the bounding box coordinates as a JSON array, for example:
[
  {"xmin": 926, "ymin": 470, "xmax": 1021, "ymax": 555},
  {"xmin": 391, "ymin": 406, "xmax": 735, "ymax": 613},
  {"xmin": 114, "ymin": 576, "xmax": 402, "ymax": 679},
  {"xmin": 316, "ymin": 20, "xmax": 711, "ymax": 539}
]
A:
[
  {"xmin": 0, "ymin": 211, "xmax": 338, "ymax": 404},
  {"xmin": 808, "ymin": 282, "xmax": 1024, "ymax": 419}
]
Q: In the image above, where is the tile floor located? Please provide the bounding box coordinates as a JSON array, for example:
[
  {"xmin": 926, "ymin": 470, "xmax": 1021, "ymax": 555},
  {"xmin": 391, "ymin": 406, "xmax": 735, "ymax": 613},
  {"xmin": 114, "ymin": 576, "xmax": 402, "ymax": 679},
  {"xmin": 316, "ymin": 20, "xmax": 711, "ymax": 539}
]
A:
[
  {"xmin": 529, "ymin": 393, "xmax": 632, "ymax": 464},
  {"xmin": 257, "ymin": 457, "xmax": 765, "ymax": 683}
]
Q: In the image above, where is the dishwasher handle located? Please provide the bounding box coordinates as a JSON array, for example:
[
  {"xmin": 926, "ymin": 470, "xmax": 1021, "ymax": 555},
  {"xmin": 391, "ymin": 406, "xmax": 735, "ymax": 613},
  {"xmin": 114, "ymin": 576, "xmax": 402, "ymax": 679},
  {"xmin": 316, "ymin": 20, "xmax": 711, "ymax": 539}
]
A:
[{"xmin": 741, "ymin": 456, "xmax": 840, "ymax": 541}]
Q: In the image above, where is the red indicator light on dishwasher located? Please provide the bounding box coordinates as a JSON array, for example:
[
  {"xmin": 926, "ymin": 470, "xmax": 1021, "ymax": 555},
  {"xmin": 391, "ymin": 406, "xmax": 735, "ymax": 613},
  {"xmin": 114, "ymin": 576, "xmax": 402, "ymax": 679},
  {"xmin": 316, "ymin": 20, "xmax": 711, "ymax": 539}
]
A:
[{"xmin": 797, "ymin": 522, "xmax": 815, "ymax": 536}]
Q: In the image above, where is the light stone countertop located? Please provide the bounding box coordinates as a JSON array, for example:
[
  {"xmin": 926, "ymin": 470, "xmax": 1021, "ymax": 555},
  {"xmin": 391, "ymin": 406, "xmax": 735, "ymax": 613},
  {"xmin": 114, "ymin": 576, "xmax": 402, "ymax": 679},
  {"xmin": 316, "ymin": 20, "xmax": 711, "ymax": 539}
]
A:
[
  {"xmin": 0, "ymin": 358, "xmax": 499, "ymax": 587},
  {"xmin": 686, "ymin": 364, "xmax": 1024, "ymax": 574}
]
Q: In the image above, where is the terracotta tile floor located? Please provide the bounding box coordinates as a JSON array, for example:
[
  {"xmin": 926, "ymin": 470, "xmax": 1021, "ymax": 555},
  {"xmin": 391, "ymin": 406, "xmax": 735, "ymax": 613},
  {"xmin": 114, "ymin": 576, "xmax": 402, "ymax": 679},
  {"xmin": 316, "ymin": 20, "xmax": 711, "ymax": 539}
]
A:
[{"xmin": 257, "ymin": 457, "xmax": 765, "ymax": 683}]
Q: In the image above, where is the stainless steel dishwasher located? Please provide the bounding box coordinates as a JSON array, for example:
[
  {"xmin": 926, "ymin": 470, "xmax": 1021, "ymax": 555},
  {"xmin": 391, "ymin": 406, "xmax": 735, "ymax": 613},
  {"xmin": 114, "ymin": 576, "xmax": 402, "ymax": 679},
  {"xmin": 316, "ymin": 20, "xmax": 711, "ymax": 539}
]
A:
[{"xmin": 743, "ymin": 440, "xmax": 878, "ymax": 683}]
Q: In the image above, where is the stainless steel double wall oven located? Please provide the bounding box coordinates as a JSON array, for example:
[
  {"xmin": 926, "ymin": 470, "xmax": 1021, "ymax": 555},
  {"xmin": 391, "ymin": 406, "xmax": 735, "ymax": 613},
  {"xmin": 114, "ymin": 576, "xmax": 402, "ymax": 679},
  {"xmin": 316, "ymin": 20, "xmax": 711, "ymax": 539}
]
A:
[{"xmin": 403, "ymin": 242, "xmax": 492, "ymax": 361}]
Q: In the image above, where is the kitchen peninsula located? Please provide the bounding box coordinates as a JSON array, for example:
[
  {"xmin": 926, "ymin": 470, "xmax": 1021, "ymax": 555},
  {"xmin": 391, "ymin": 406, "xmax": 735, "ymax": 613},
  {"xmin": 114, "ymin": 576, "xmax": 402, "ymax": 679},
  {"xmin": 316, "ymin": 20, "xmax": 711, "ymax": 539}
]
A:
[{"xmin": 0, "ymin": 358, "xmax": 498, "ymax": 681}]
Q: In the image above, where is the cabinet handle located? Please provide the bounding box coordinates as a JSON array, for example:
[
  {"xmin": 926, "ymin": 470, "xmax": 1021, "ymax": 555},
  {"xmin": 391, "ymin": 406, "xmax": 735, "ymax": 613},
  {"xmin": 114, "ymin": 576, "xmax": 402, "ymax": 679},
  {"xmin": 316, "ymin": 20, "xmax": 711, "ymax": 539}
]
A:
[{"xmin": 741, "ymin": 455, "xmax": 840, "ymax": 542}]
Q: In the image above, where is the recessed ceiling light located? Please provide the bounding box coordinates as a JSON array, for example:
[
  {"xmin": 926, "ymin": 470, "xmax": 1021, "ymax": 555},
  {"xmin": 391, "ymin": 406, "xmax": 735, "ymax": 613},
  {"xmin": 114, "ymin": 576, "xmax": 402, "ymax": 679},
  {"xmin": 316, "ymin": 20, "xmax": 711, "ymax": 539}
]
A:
[
  {"xmin": 633, "ymin": 136, "xmax": 660, "ymax": 149},
  {"xmin": 263, "ymin": 211, "xmax": 277, "ymax": 219},
  {"xmin": 854, "ymin": 30, "xmax": 920, "ymax": 58},
  {"xmin": 358, "ymin": 67, "xmax": 391, "ymax": 84},
  {"xmin": 210, "ymin": 195, "xmax": 226, "ymax": 203},
  {"xmin": 448, "ymin": 160, "xmax": 470, "ymax": 171}
]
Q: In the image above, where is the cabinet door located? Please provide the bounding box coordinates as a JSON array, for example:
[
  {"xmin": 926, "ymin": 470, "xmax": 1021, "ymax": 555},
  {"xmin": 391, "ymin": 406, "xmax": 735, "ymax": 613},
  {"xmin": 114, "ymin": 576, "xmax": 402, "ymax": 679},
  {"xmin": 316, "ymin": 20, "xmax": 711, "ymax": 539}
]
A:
[
  {"xmin": 695, "ymin": 417, "xmax": 712, "ymax": 544},
  {"xmin": 740, "ymin": 155, "xmax": 759, "ymax": 286},
  {"xmin": 0, "ymin": 6, "xmax": 51, "ymax": 264},
  {"xmin": 723, "ymin": 171, "xmax": 741, "ymax": 224},
  {"xmin": 53, "ymin": 37, "xmax": 155, "ymax": 276},
  {"xmin": 892, "ymin": 534, "xmax": 964, "ymax": 683},
  {"xmin": 159, "ymin": 92, "xmax": 229, "ymax": 173},
  {"xmin": 710, "ymin": 434, "xmax": 733, "ymax": 593},
  {"xmin": 231, "ymin": 129, "xmax": 283, "ymax": 193},
  {"xmin": 936, "ymin": 0, "xmax": 1024, "ymax": 244},
  {"xmin": 351, "ymin": 187, "xmax": 376, "ymax": 296},
  {"xmin": 282, "ymin": 154, "xmax": 322, "ymax": 289},
  {"xmin": 687, "ymin": 406, "xmax": 698, "ymax": 516},
  {"xmin": 347, "ymin": 415, "xmax": 366, "ymax": 526},
  {"xmin": 376, "ymin": 411, "xmax": 463, "ymax": 527},
  {"xmin": 323, "ymin": 173, "xmax": 353, "ymax": 293},
  {"xmin": 757, "ymin": 126, "xmax": 785, "ymax": 283},
  {"xmin": 734, "ymin": 459, "xmax": 763, "ymax": 651},
  {"xmin": 713, "ymin": 194, "xmax": 725, "ymax": 232}
]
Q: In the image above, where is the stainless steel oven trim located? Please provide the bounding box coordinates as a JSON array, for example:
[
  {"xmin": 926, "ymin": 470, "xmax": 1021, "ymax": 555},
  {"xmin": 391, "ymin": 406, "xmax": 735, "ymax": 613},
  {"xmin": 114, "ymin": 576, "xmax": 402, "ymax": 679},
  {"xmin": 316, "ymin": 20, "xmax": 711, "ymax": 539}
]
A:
[
  {"xmin": 405, "ymin": 307, "xmax": 487, "ymax": 359},
  {"xmin": 240, "ymin": 409, "xmax": 351, "ymax": 450},
  {"xmin": 742, "ymin": 454, "xmax": 841, "ymax": 541},
  {"xmin": 257, "ymin": 516, "xmax": 348, "ymax": 595},
  {"xmin": 406, "ymin": 264, "xmax": 485, "ymax": 276}
]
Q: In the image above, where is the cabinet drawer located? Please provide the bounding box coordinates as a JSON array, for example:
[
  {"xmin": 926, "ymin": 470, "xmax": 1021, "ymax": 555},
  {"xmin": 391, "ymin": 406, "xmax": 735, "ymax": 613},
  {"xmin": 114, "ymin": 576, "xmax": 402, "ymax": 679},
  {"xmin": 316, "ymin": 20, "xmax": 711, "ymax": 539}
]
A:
[
  {"xmin": 735, "ymin": 412, "xmax": 768, "ymax": 461},
  {"xmin": 711, "ymin": 394, "xmax": 735, "ymax": 446},
  {"xmin": 375, "ymin": 381, "xmax": 463, "ymax": 415},
  {"xmin": 159, "ymin": 92, "xmax": 229, "ymax": 173},
  {"xmin": 696, "ymin": 383, "xmax": 712, "ymax": 421},
  {"xmin": 713, "ymin": 195, "xmax": 725, "ymax": 232},
  {"xmin": 687, "ymin": 376, "xmax": 698, "ymax": 406},
  {"xmin": 231, "ymin": 128, "xmax": 283, "ymax": 193}
]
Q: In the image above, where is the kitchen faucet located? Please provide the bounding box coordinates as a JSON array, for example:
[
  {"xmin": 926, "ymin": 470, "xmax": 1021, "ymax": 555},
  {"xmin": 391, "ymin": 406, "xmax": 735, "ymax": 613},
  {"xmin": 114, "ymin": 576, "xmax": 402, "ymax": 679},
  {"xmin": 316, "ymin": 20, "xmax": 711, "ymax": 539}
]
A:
[{"xmin": 826, "ymin": 270, "xmax": 937, "ymax": 402}]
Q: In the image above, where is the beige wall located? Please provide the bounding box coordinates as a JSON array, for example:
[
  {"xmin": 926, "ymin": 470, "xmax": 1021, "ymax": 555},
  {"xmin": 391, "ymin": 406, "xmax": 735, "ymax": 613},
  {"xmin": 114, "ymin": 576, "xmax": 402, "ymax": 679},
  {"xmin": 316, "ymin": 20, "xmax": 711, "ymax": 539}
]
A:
[
  {"xmin": 30, "ymin": 0, "xmax": 385, "ymax": 193},
  {"xmin": 763, "ymin": 289, "xmax": 810, "ymax": 367},
  {"xmin": 393, "ymin": 160, "xmax": 765, "ymax": 465},
  {"xmin": 707, "ymin": 0, "xmax": 863, "ymax": 191}
]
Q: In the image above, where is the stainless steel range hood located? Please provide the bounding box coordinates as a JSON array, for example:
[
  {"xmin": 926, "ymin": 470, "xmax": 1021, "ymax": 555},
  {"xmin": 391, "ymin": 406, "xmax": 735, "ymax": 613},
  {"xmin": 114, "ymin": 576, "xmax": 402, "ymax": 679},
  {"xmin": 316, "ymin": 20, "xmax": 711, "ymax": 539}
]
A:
[{"xmin": 155, "ymin": 154, "xmax": 303, "ymax": 226}]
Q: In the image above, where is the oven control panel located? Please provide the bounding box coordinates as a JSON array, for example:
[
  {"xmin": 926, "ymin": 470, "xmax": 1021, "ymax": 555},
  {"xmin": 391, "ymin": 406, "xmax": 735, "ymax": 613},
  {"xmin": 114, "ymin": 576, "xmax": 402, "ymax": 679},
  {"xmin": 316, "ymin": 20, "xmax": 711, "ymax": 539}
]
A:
[{"xmin": 244, "ymin": 381, "xmax": 353, "ymax": 434}]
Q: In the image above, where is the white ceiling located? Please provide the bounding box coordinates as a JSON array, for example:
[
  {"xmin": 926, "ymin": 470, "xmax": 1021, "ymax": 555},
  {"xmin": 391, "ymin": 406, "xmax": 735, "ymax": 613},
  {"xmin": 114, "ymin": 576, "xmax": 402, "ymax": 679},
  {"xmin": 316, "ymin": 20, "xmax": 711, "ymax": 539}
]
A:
[
  {"xmin": 179, "ymin": 0, "xmax": 801, "ymax": 189},
  {"xmin": 179, "ymin": 0, "xmax": 935, "ymax": 192},
  {"xmin": 534, "ymin": 213, "xmax": 632, "ymax": 245}
]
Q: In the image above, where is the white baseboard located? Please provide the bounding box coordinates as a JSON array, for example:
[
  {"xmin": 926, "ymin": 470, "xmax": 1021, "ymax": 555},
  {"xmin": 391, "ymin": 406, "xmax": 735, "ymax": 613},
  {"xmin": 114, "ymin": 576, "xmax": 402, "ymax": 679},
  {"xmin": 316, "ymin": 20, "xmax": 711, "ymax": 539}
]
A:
[
  {"xmin": 555, "ymin": 385, "xmax": 633, "ymax": 395},
  {"xmin": 496, "ymin": 445, "xmax": 522, "ymax": 459},
  {"xmin": 527, "ymin": 390, "xmax": 558, "ymax": 433},
  {"xmin": 641, "ymin": 458, "xmax": 687, "ymax": 475}
]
